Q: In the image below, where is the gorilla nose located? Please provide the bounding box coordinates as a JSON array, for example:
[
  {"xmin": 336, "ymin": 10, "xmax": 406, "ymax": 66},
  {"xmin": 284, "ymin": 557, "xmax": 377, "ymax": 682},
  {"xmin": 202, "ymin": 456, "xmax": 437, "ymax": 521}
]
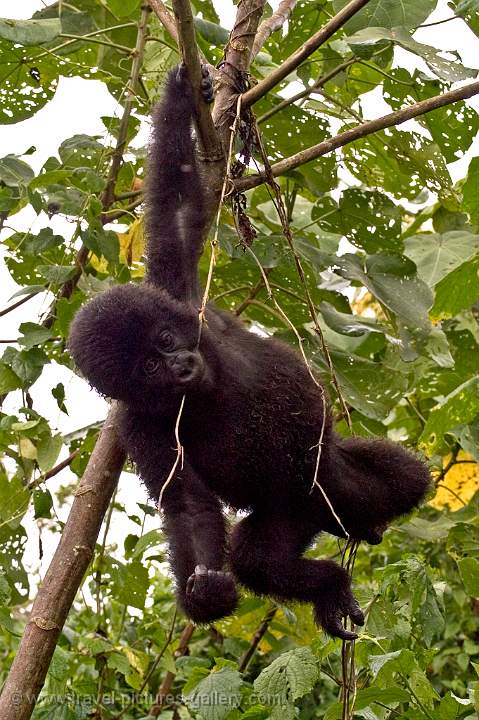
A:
[{"xmin": 169, "ymin": 351, "xmax": 203, "ymax": 384}]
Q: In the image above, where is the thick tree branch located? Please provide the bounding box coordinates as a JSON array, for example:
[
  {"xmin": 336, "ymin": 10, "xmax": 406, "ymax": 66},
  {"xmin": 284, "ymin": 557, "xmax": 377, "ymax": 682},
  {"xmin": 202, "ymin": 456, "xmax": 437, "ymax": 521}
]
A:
[
  {"xmin": 0, "ymin": 406, "xmax": 125, "ymax": 720},
  {"xmin": 251, "ymin": 0, "xmax": 297, "ymax": 60},
  {"xmin": 235, "ymin": 79, "xmax": 479, "ymax": 191},
  {"xmin": 242, "ymin": 0, "xmax": 371, "ymax": 107},
  {"xmin": 170, "ymin": 0, "xmax": 222, "ymax": 158},
  {"xmin": 148, "ymin": 0, "xmax": 179, "ymax": 43}
]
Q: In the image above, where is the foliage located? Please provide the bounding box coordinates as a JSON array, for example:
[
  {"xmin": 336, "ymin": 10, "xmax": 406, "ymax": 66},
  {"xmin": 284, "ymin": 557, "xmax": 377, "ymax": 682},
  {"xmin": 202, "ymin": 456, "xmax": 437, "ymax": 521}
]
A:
[{"xmin": 1, "ymin": 0, "xmax": 479, "ymax": 718}]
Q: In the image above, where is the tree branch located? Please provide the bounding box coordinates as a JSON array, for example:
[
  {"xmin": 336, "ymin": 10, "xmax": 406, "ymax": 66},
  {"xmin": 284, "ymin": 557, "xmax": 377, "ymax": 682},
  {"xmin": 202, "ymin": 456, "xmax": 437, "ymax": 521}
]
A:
[
  {"xmin": 242, "ymin": 0, "xmax": 371, "ymax": 107},
  {"xmin": 250, "ymin": 0, "xmax": 297, "ymax": 60},
  {"xmin": 170, "ymin": 0, "xmax": 222, "ymax": 158},
  {"xmin": 0, "ymin": 406, "xmax": 125, "ymax": 720},
  {"xmin": 238, "ymin": 606, "xmax": 277, "ymax": 673},
  {"xmin": 235, "ymin": 79, "xmax": 479, "ymax": 191},
  {"xmin": 150, "ymin": 622, "xmax": 195, "ymax": 716},
  {"xmin": 148, "ymin": 0, "xmax": 179, "ymax": 43}
]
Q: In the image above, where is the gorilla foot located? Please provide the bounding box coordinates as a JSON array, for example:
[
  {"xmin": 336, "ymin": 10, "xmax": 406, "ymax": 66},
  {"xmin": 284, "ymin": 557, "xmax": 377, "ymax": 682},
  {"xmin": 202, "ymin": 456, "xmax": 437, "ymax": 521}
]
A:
[{"xmin": 182, "ymin": 565, "xmax": 238, "ymax": 623}]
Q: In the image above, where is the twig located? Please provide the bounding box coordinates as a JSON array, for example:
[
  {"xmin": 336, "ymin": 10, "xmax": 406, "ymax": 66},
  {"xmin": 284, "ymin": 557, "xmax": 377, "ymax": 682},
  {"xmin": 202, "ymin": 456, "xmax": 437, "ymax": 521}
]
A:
[
  {"xmin": 115, "ymin": 609, "xmax": 179, "ymax": 719},
  {"xmin": 150, "ymin": 622, "xmax": 195, "ymax": 716},
  {"xmin": 250, "ymin": 0, "xmax": 297, "ymax": 60},
  {"xmin": 28, "ymin": 449, "xmax": 80, "ymax": 491},
  {"xmin": 236, "ymin": 79, "xmax": 479, "ymax": 191},
  {"xmin": 257, "ymin": 58, "xmax": 355, "ymax": 125},
  {"xmin": 242, "ymin": 0, "xmax": 371, "ymax": 107},
  {"xmin": 239, "ymin": 606, "xmax": 277, "ymax": 672},
  {"xmin": 0, "ymin": 291, "xmax": 39, "ymax": 318},
  {"xmin": 102, "ymin": 5, "xmax": 150, "ymax": 208}
]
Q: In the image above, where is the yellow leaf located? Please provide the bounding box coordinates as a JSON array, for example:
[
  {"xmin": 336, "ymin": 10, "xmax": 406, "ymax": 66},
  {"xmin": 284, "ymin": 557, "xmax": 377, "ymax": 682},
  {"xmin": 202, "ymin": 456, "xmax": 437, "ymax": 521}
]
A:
[
  {"xmin": 118, "ymin": 216, "xmax": 144, "ymax": 269},
  {"xmin": 431, "ymin": 451, "xmax": 479, "ymax": 510},
  {"xmin": 19, "ymin": 437, "xmax": 37, "ymax": 460}
]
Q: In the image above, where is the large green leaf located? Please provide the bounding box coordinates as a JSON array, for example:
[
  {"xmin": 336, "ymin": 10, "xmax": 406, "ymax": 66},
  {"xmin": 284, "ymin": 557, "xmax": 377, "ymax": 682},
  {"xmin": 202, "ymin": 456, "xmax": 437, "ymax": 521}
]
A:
[
  {"xmin": 404, "ymin": 231, "xmax": 479, "ymax": 286},
  {"xmin": 254, "ymin": 647, "xmax": 318, "ymax": 703},
  {"xmin": 420, "ymin": 377, "xmax": 479, "ymax": 453},
  {"xmin": 0, "ymin": 17, "xmax": 61, "ymax": 45},
  {"xmin": 335, "ymin": 253, "xmax": 433, "ymax": 330},
  {"xmin": 186, "ymin": 667, "xmax": 243, "ymax": 720},
  {"xmin": 333, "ymin": 0, "xmax": 436, "ymax": 31},
  {"xmin": 431, "ymin": 254, "xmax": 479, "ymax": 319}
]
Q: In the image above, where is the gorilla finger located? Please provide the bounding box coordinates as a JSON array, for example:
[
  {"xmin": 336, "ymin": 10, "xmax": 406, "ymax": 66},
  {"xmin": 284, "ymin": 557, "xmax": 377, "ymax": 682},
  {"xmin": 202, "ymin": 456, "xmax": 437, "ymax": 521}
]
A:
[
  {"xmin": 186, "ymin": 574, "xmax": 195, "ymax": 595},
  {"xmin": 324, "ymin": 615, "xmax": 358, "ymax": 641}
]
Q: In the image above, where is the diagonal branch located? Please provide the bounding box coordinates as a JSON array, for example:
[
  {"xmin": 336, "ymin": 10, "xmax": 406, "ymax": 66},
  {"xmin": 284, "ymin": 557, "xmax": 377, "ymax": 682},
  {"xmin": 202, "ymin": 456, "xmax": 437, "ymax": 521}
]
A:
[
  {"xmin": 242, "ymin": 0, "xmax": 371, "ymax": 107},
  {"xmin": 235, "ymin": 79, "xmax": 479, "ymax": 191},
  {"xmin": 0, "ymin": 406, "xmax": 125, "ymax": 720},
  {"xmin": 250, "ymin": 0, "xmax": 297, "ymax": 60}
]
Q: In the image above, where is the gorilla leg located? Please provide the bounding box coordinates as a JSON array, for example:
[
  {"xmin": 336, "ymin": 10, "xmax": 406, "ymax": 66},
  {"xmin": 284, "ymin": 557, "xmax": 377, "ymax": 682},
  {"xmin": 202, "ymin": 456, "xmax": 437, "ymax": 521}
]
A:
[
  {"xmin": 230, "ymin": 512, "xmax": 364, "ymax": 640},
  {"xmin": 161, "ymin": 469, "xmax": 238, "ymax": 623}
]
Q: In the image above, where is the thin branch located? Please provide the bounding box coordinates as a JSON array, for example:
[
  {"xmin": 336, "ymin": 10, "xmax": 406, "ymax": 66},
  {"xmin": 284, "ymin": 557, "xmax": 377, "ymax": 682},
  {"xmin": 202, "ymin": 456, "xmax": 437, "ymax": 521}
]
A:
[
  {"xmin": 257, "ymin": 58, "xmax": 355, "ymax": 125},
  {"xmin": 149, "ymin": 0, "xmax": 179, "ymax": 43},
  {"xmin": 28, "ymin": 449, "xmax": 80, "ymax": 491},
  {"xmin": 114, "ymin": 605, "xmax": 179, "ymax": 720},
  {"xmin": 242, "ymin": 0, "xmax": 371, "ymax": 107},
  {"xmin": 251, "ymin": 0, "xmax": 297, "ymax": 60},
  {"xmin": 235, "ymin": 79, "xmax": 479, "ymax": 191},
  {"xmin": 150, "ymin": 622, "xmax": 195, "ymax": 716},
  {"xmin": 0, "ymin": 291, "xmax": 39, "ymax": 318},
  {"xmin": 239, "ymin": 607, "xmax": 277, "ymax": 672},
  {"xmin": 0, "ymin": 406, "xmax": 125, "ymax": 720},
  {"xmin": 102, "ymin": 5, "xmax": 150, "ymax": 208}
]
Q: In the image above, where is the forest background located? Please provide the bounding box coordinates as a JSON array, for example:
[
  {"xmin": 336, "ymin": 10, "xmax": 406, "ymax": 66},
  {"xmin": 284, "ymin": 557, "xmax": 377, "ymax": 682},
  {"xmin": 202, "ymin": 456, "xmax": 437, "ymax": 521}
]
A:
[{"xmin": 1, "ymin": 0, "xmax": 479, "ymax": 719}]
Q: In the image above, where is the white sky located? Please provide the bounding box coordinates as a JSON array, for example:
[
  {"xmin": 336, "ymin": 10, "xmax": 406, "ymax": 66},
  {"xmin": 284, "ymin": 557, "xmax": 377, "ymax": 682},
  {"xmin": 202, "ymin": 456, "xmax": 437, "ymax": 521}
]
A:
[{"xmin": 1, "ymin": 0, "xmax": 479, "ymax": 577}]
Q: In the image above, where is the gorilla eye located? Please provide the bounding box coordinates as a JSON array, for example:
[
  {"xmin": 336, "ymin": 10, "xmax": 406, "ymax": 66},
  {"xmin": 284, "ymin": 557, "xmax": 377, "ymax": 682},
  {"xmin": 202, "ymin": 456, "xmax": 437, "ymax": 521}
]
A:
[
  {"xmin": 158, "ymin": 331, "xmax": 175, "ymax": 350},
  {"xmin": 143, "ymin": 357, "xmax": 160, "ymax": 376}
]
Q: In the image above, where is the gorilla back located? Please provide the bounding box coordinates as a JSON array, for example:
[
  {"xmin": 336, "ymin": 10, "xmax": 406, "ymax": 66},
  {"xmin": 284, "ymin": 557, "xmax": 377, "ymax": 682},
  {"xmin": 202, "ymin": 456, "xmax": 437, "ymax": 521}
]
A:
[{"xmin": 69, "ymin": 65, "xmax": 430, "ymax": 639}]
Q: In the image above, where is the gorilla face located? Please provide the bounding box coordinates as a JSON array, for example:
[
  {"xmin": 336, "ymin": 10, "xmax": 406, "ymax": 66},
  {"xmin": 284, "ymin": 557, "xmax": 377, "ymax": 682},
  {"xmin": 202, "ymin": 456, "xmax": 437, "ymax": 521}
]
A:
[{"xmin": 68, "ymin": 283, "xmax": 210, "ymax": 403}]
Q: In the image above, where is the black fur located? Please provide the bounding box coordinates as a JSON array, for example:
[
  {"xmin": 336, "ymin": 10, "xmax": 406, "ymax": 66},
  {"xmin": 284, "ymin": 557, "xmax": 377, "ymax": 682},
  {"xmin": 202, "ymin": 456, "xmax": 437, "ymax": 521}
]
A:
[{"xmin": 69, "ymin": 66, "xmax": 430, "ymax": 639}]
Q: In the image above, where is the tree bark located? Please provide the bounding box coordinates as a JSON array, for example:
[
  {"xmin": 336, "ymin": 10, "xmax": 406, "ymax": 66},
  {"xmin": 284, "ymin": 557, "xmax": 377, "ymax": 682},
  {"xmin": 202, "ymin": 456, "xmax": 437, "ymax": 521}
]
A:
[
  {"xmin": 242, "ymin": 0, "xmax": 371, "ymax": 107},
  {"xmin": 0, "ymin": 407, "xmax": 125, "ymax": 720}
]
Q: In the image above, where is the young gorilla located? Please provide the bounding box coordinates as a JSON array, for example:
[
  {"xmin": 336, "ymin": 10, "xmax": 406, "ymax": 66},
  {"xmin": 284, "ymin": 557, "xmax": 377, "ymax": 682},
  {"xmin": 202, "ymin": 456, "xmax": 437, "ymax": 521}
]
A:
[{"xmin": 69, "ymin": 65, "xmax": 430, "ymax": 640}]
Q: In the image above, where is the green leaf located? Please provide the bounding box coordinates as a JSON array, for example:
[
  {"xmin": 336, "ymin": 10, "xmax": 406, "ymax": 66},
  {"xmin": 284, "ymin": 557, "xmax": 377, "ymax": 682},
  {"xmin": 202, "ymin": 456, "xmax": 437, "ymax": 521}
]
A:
[
  {"xmin": 335, "ymin": 253, "xmax": 433, "ymax": 331},
  {"xmin": 431, "ymin": 254, "xmax": 479, "ymax": 319},
  {"xmin": 18, "ymin": 322, "xmax": 52, "ymax": 350},
  {"xmin": 333, "ymin": 0, "xmax": 437, "ymax": 31},
  {"xmin": 2, "ymin": 347, "xmax": 47, "ymax": 388},
  {"xmin": 254, "ymin": 647, "xmax": 318, "ymax": 703},
  {"xmin": 457, "ymin": 557, "xmax": 479, "ymax": 596},
  {"xmin": 420, "ymin": 377, "xmax": 479, "ymax": 453},
  {"xmin": 0, "ymin": 17, "xmax": 61, "ymax": 45},
  {"xmin": 186, "ymin": 667, "xmax": 243, "ymax": 720},
  {"xmin": 0, "ymin": 364, "xmax": 21, "ymax": 394},
  {"xmin": 0, "ymin": 155, "xmax": 34, "ymax": 187},
  {"xmin": 37, "ymin": 434, "xmax": 63, "ymax": 473},
  {"xmin": 317, "ymin": 349, "xmax": 410, "ymax": 420},
  {"xmin": 105, "ymin": 0, "xmax": 141, "ymax": 18},
  {"xmin": 37, "ymin": 265, "xmax": 75, "ymax": 285},
  {"xmin": 111, "ymin": 560, "xmax": 149, "ymax": 609},
  {"xmin": 404, "ymin": 231, "xmax": 479, "ymax": 286},
  {"xmin": 51, "ymin": 383, "xmax": 68, "ymax": 414},
  {"xmin": 368, "ymin": 649, "xmax": 415, "ymax": 680},
  {"xmin": 33, "ymin": 488, "xmax": 53, "ymax": 519},
  {"xmin": 463, "ymin": 156, "xmax": 479, "ymax": 227}
]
